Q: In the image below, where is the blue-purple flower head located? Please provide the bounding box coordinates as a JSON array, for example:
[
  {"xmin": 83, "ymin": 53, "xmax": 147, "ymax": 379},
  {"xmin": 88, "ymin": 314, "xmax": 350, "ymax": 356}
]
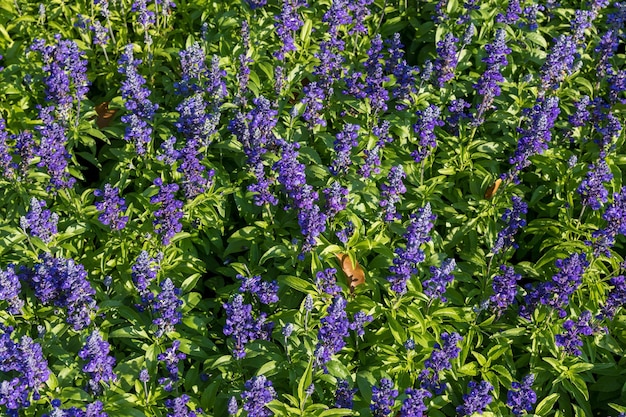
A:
[
  {"xmin": 350, "ymin": 311, "xmax": 373, "ymax": 337},
  {"xmin": 456, "ymin": 380, "xmax": 494, "ymax": 416},
  {"xmin": 241, "ymin": 375, "xmax": 276, "ymax": 417},
  {"xmin": 419, "ymin": 331, "xmax": 462, "ymax": 394},
  {"xmin": 314, "ymin": 295, "xmax": 350, "ymax": 369},
  {"xmin": 151, "ymin": 178, "xmax": 184, "ymax": 246},
  {"xmin": 399, "ymin": 387, "xmax": 431, "ymax": 417},
  {"xmin": 238, "ymin": 274, "xmax": 279, "ymax": 305},
  {"xmin": 422, "ymin": 258, "xmax": 456, "ymax": 303},
  {"xmin": 223, "ymin": 294, "xmax": 273, "ymax": 359},
  {"xmin": 492, "ymin": 195, "xmax": 528, "ymax": 254},
  {"xmin": 20, "ymin": 197, "xmax": 58, "ymax": 244},
  {"xmin": 507, "ymin": 374, "xmax": 536, "ymax": 416},
  {"xmin": 94, "ymin": 184, "xmax": 128, "ymax": 230},
  {"xmin": 434, "ymin": 34, "xmax": 459, "ymax": 87},
  {"xmin": 490, "ymin": 265, "xmax": 521, "ymax": 316},
  {"xmin": 316, "ymin": 268, "xmax": 342, "ymax": 297},
  {"xmin": 555, "ymin": 310, "xmax": 595, "ymax": 355},
  {"xmin": 577, "ymin": 157, "xmax": 613, "ymax": 210},
  {"xmin": 78, "ymin": 330, "xmax": 117, "ymax": 394},
  {"xmin": 0, "ymin": 266, "xmax": 23, "ymax": 314},
  {"xmin": 334, "ymin": 379, "xmax": 357, "ymax": 409},
  {"xmin": 601, "ymin": 275, "xmax": 626, "ymax": 319},
  {"xmin": 165, "ymin": 394, "xmax": 201, "ymax": 417},
  {"xmin": 330, "ymin": 124, "xmax": 360, "ymax": 176},
  {"xmin": 412, "ymin": 105, "xmax": 444, "ymax": 163},
  {"xmin": 380, "ymin": 165, "xmax": 406, "ymax": 222},
  {"xmin": 158, "ymin": 340, "xmax": 186, "ymax": 392},
  {"xmin": 153, "ymin": 278, "xmax": 183, "ymax": 337},
  {"xmin": 370, "ymin": 377, "xmax": 398, "ymax": 417}
]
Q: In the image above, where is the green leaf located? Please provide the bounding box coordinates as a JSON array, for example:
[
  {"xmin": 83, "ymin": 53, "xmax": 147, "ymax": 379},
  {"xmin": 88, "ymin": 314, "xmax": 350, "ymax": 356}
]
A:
[
  {"xmin": 535, "ymin": 393, "xmax": 560, "ymax": 415},
  {"xmin": 297, "ymin": 359, "xmax": 314, "ymax": 407}
]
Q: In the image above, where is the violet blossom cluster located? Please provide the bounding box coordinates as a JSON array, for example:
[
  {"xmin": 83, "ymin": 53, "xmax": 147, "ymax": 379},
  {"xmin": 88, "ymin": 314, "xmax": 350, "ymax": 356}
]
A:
[
  {"xmin": 506, "ymin": 374, "xmax": 537, "ymax": 416},
  {"xmin": 491, "ymin": 195, "xmax": 528, "ymax": 255},
  {"xmin": 577, "ymin": 157, "xmax": 613, "ymax": 210},
  {"xmin": 314, "ymin": 295, "xmax": 350, "ymax": 370},
  {"xmin": 94, "ymin": 184, "xmax": 128, "ymax": 230},
  {"xmin": 456, "ymin": 380, "xmax": 494, "ymax": 416},
  {"xmin": 422, "ymin": 258, "xmax": 456, "ymax": 303},
  {"xmin": 555, "ymin": 310, "xmax": 595, "ymax": 355},
  {"xmin": 540, "ymin": 35, "xmax": 577, "ymax": 92},
  {"xmin": 158, "ymin": 340, "xmax": 186, "ymax": 392},
  {"xmin": 507, "ymin": 97, "xmax": 560, "ymax": 182},
  {"xmin": 496, "ymin": 0, "xmax": 521, "ymax": 24},
  {"xmin": 274, "ymin": 0, "xmax": 307, "ymax": 60},
  {"xmin": 362, "ymin": 35, "xmax": 390, "ymax": 114},
  {"xmin": 23, "ymin": 253, "xmax": 97, "ymax": 330},
  {"xmin": 360, "ymin": 121, "xmax": 393, "ymax": 178},
  {"xmin": 44, "ymin": 400, "xmax": 108, "ymax": 417},
  {"xmin": 301, "ymin": 81, "xmax": 330, "ymax": 128},
  {"xmin": 601, "ymin": 275, "xmax": 626, "ymax": 319},
  {"xmin": 398, "ymin": 387, "xmax": 431, "ymax": 417},
  {"xmin": 474, "ymin": 29, "xmax": 511, "ymax": 125},
  {"xmin": 330, "ymin": 123, "xmax": 360, "ymax": 176},
  {"xmin": 131, "ymin": 250, "xmax": 163, "ymax": 307},
  {"xmin": 78, "ymin": 330, "xmax": 117, "ymax": 394},
  {"xmin": 223, "ymin": 294, "xmax": 273, "ymax": 359},
  {"xmin": 0, "ymin": 118, "xmax": 12, "ymax": 177},
  {"xmin": 118, "ymin": 44, "xmax": 159, "ymax": 155},
  {"xmin": 384, "ymin": 34, "xmax": 417, "ymax": 109},
  {"xmin": 20, "ymin": 197, "xmax": 59, "ymax": 244},
  {"xmin": 411, "ymin": 105, "xmax": 444, "ymax": 163},
  {"xmin": 241, "ymin": 375, "xmax": 276, "ymax": 417},
  {"xmin": 0, "ymin": 326, "xmax": 50, "ymax": 415},
  {"xmin": 370, "ymin": 378, "xmax": 398, "ymax": 417},
  {"xmin": 323, "ymin": 181, "xmax": 349, "ymax": 219},
  {"xmin": 490, "ymin": 265, "xmax": 521, "ymax": 316},
  {"xmin": 334, "ymin": 379, "xmax": 357, "ymax": 409},
  {"xmin": 418, "ymin": 332, "xmax": 462, "ymax": 394},
  {"xmin": 387, "ymin": 203, "xmax": 436, "ymax": 295},
  {"xmin": 349, "ymin": 311, "xmax": 373, "ymax": 337},
  {"xmin": 0, "ymin": 266, "xmax": 23, "ymax": 314},
  {"xmin": 34, "ymin": 105, "xmax": 75, "ymax": 190},
  {"xmin": 153, "ymin": 278, "xmax": 183, "ymax": 337},
  {"xmin": 379, "ymin": 165, "xmax": 406, "ymax": 222},
  {"xmin": 151, "ymin": 178, "xmax": 184, "ymax": 246},
  {"xmin": 237, "ymin": 274, "xmax": 279, "ymax": 304},
  {"xmin": 165, "ymin": 394, "xmax": 200, "ymax": 417},
  {"xmin": 316, "ymin": 268, "xmax": 342, "ymax": 297},
  {"xmin": 433, "ymin": 34, "xmax": 459, "ymax": 87}
]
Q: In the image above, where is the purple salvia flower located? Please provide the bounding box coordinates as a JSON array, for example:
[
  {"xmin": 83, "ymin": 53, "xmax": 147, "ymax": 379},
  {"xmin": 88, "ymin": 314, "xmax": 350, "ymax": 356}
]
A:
[
  {"xmin": 384, "ymin": 34, "xmax": 417, "ymax": 109},
  {"xmin": 323, "ymin": 0, "xmax": 352, "ymax": 31},
  {"xmin": 20, "ymin": 197, "xmax": 58, "ymax": 244},
  {"xmin": 399, "ymin": 387, "xmax": 431, "ymax": 417},
  {"xmin": 131, "ymin": 0, "xmax": 155, "ymax": 28},
  {"xmin": 507, "ymin": 374, "xmax": 537, "ymax": 416},
  {"xmin": 508, "ymin": 97, "xmax": 560, "ymax": 182},
  {"xmin": 412, "ymin": 105, "xmax": 444, "ymax": 163},
  {"xmin": 241, "ymin": 375, "xmax": 276, "ymax": 417},
  {"xmin": 571, "ymin": 9, "xmax": 596, "ymax": 44},
  {"xmin": 78, "ymin": 330, "xmax": 117, "ymax": 394},
  {"xmin": 363, "ymin": 35, "xmax": 389, "ymax": 114},
  {"xmin": 323, "ymin": 181, "xmax": 349, "ymax": 219},
  {"xmin": 569, "ymin": 95, "xmax": 591, "ymax": 127},
  {"xmin": 492, "ymin": 196, "xmax": 528, "ymax": 254},
  {"xmin": 157, "ymin": 340, "xmax": 186, "ymax": 392},
  {"xmin": 422, "ymin": 258, "xmax": 456, "ymax": 303},
  {"xmin": 496, "ymin": 0, "xmax": 521, "ymax": 24},
  {"xmin": 300, "ymin": 81, "xmax": 329, "ymax": 127},
  {"xmin": 490, "ymin": 265, "xmax": 521, "ymax": 316},
  {"xmin": 131, "ymin": 250, "xmax": 163, "ymax": 306},
  {"xmin": 0, "ymin": 266, "xmax": 23, "ymax": 314},
  {"xmin": 349, "ymin": 311, "xmax": 373, "ymax": 337},
  {"xmin": 555, "ymin": 310, "xmax": 595, "ymax": 355},
  {"xmin": 379, "ymin": 165, "xmax": 406, "ymax": 222},
  {"xmin": 151, "ymin": 178, "xmax": 184, "ymax": 246},
  {"xmin": 139, "ymin": 369, "xmax": 150, "ymax": 383},
  {"xmin": 334, "ymin": 379, "xmax": 356, "ymax": 409},
  {"xmin": 223, "ymin": 294, "xmax": 273, "ymax": 359},
  {"xmin": 336, "ymin": 221, "xmax": 354, "ymax": 244},
  {"xmin": 540, "ymin": 252, "xmax": 589, "ymax": 317},
  {"xmin": 165, "ymin": 394, "xmax": 199, "ymax": 417},
  {"xmin": 418, "ymin": 332, "xmax": 462, "ymax": 394},
  {"xmin": 314, "ymin": 295, "xmax": 350, "ymax": 369},
  {"xmin": 608, "ymin": 69, "xmax": 626, "ymax": 105},
  {"xmin": 24, "ymin": 253, "xmax": 97, "ymax": 330},
  {"xmin": 520, "ymin": 5, "xmax": 544, "ymax": 31},
  {"xmin": 577, "ymin": 157, "xmax": 613, "ymax": 210},
  {"xmin": 456, "ymin": 380, "xmax": 494, "ymax": 416},
  {"xmin": 474, "ymin": 29, "xmax": 511, "ymax": 125},
  {"xmin": 237, "ymin": 274, "xmax": 279, "ymax": 304},
  {"xmin": 387, "ymin": 203, "xmax": 436, "ymax": 295},
  {"xmin": 90, "ymin": 20, "xmax": 109, "ymax": 46},
  {"xmin": 370, "ymin": 378, "xmax": 398, "ymax": 417},
  {"xmin": 175, "ymin": 93, "xmax": 216, "ymax": 142},
  {"xmin": 176, "ymin": 42, "xmax": 207, "ymax": 95},
  {"xmin": 601, "ymin": 275, "xmax": 626, "ymax": 319},
  {"xmin": 330, "ymin": 124, "xmax": 360, "ymax": 175},
  {"xmin": 434, "ymin": 34, "xmax": 459, "ymax": 87},
  {"xmin": 153, "ymin": 278, "xmax": 183, "ymax": 337},
  {"xmin": 540, "ymin": 35, "xmax": 577, "ymax": 91},
  {"xmin": 274, "ymin": 0, "xmax": 306, "ymax": 60},
  {"xmin": 316, "ymin": 268, "xmax": 342, "ymax": 297},
  {"xmin": 118, "ymin": 44, "xmax": 158, "ymax": 155},
  {"xmin": 35, "ymin": 106, "xmax": 75, "ymax": 190},
  {"xmin": 207, "ymin": 54, "xmax": 228, "ymax": 105},
  {"xmin": 446, "ymin": 99, "xmax": 471, "ymax": 136},
  {"xmin": 228, "ymin": 396, "xmax": 238, "ymax": 415},
  {"xmin": 0, "ymin": 118, "xmax": 13, "ymax": 177},
  {"xmin": 347, "ymin": 0, "xmax": 373, "ymax": 34},
  {"xmin": 432, "ymin": 0, "xmax": 447, "ymax": 23},
  {"xmin": 94, "ymin": 184, "xmax": 128, "ymax": 230},
  {"xmin": 360, "ymin": 121, "xmax": 392, "ymax": 178}
]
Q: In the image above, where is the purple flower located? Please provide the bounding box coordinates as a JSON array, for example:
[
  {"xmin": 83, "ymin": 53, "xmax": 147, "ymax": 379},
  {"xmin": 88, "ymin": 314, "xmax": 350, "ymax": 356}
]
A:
[
  {"xmin": 314, "ymin": 296, "xmax": 350, "ymax": 369},
  {"xmin": 387, "ymin": 203, "xmax": 436, "ymax": 295},
  {"xmin": 456, "ymin": 380, "xmax": 493, "ymax": 416},
  {"xmin": 158, "ymin": 340, "xmax": 186, "ymax": 391},
  {"xmin": 399, "ymin": 388, "xmax": 431, "ymax": 417},
  {"xmin": 228, "ymin": 396, "xmax": 238, "ymax": 415},
  {"xmin": 23, "ymin": 253, "xmax": 97, "ymax": 330},
  {"xmin": 418, "ymin": 332, "xmax": 462, "ymax": 394},
  {"xmin": 577, "ymin": 157, "xmax": 613, "ymax": 210},
  {"xmin": 379, "ymin": 165, "xmax": 406, "ymax": 222},
  {"xmin": 34, "ymin": 106, "xmax": 75, "ymax": 190},
  {"xmin": 132, "ymin": 0, "xmax": 155, "ymax": 27},
  {"xmin": 94, "ymin": 184, "xmax": 128, "ymax": 230},
  {"xmin": 139, "ymin": 369, "xmax": 150, "ymax": 383},
  {"xmin": 0, "ymin": 118, "xmax": 13, "ymax": 177},
  {"xmin": 274, "ymin": 0, "xmax": 306, "ymax": 60},
  {"xmin": 569, "ymin": 95, "xmax": 591, "ymax": 127},
  {"xmin": 316, "ymin": 268, "xmax": 342, "ymax": 297},
  {"xmin": 360, "ymin": 121, "xmax": 393, "ymax": 178},
  {"xmin": 78, "ymin": 330, "xmax": 117, "ymax": 394},
  {"xmin": 446, "ymin": 99, "xmax": 471, "ymax": 136},
  {"xmin": 131, "ymin": 251, "xmax": 163, "ymax": 306},
  {"xmin": 151, "ymin": 178, "xmax": 184, "ymax": 246},
  {"xmin": 165, "ymin": 394, "xmax": 200, "ymax": 417},
  {"xmin": 238, "ymin": 274, "xmax": 279, "ymax": 304},
  {"xmin": 411, "ymin": 105, "xmax": 444, "ymax": 163},
  {"xmin": 540, "ymin": 252, "xmax": 589, "ymax": 317},
  {"xmin": 241, "ymin": 375, "xmax": 276, "ymax": 417},
  {"xmin": 540, "ymin": 35, "xmax": 577, "ymax": 91},
  {"xmin": 20, "ymin": 197, "xmax": 58, "ymax": 243},
  {"xmin": 492, "ymin": 196, "xmax": 528, "ymax": 254},
  {"xmin": 370, "ymin": 378, "xmax": 398, "ymax": 417},
  {"xmin": 496, "ymin": 0, "xmax": 521, "ymax": 24},
  {"xmin": 601, "ymin": 275, "xmax": 626, "ymax": 319},
  {"xmin": 520, "ymin": 5, "xmax": 544, "ymax": 31},
  {"xmin": 90, "ymin": 20, "xmax": 109, "ymax": 46},
  {"xmin": 153, "ymin": 278, "xmax": 183, "ymax": 337},
  {"xmin": 336, "ymin": 221, "xmax": 354, "ymax": 244},
  {"xmin": 555, "ymin": 310, "xmax": 595, "ymax": 355},
  {"xmin": 490, "ymin": 265, "xmax": 521, "ymax": 316},
  {"xmin": 507, "ymin": 374, "xmax": 537, "ymax": 416},
  {"xmin": 223, "ymin": 294, "xmax": 273, "ymax": 359},
  {"xmin": 349, "ymin": 311, "xmax": 373, "ymax": 336},
  {"xmin": 385, "ymin": 34, "xmax": 417, "ymax": 109},
  {"xmin": 12, "ymin": 131, "xmax": 35, "ymax": 179},
  {"xmin": 362, "ymin": 35, "xmax": 389, "ymax": 114},
  {"xmin": 422, "ymin": 258, "xmax": 456, "ymax": 302},
  {"xmin": 300, "ymin": 81, "xmax": 329, "ymax": 128},
  {"xmin": 330, "ymin": 124, "xmax": 360, "ymax": 176},
  {"xmin": 434, "ymin": 34, "xmax": 458, "ymax": 87},
  {"xmin": 335, "ymin": 379, "xmax": 356, "ymax": 408},
  {"xmin": 0, "ymin": 266, "xmax": 23, "ymax": 314},
  {"xmin": 118, "ymin": 44, "xmax": 159, "ymax": 155},
  {"xmin": 474, "ymin": 29, "xmax": 511, "ymax": 124},
  {"xmin": 323, "ymin": 181, "xmax": 349, "ymax": 219}
]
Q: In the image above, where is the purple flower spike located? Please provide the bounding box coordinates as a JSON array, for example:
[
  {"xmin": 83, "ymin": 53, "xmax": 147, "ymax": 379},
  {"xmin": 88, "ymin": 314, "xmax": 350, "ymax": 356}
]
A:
[
  {"xmin": 151, "ymin": 178, "xmax": 184, "ymax": 246},
  {"xmin": 153, "ymin": 278, "xmax": 183, "ymax": 337},
  {"xmin": 380, "ymin": 165, "xmax": 406, "ymax": 222},
  {"xmin": 94, "ymin": 184, "xmax": 128, "ymax": 230},
  {"xmin": 423, "ymin": 258, "xmax": 456, "ymax": 302},
  {"xmin": 456, "ymin": 380, "xmax": 494, "ymax": 416},
  {"xmin": 242, "ymin": 375, "xmax": 276, "ymax": 417},
  {"xmin": 507, "ymin": 374, "xmax": 537, "ymax": 416},
  {"xmin": 370, "ymin": 378, "xmax": 398, "ymax": 417},
  {"xmin": 314, "ymin": 295, "xmax": 350, "ymax": 369},
  {"xmin": 78, "ymin": 330, "xmax": 117, "ymax": 394},
  {"xmin": 412, "ymin": 105, "xmax": 444, "ymax": 163},
  {"xmin": 20, "ymin": 197, "xmax": 59, "ymax": 244}
]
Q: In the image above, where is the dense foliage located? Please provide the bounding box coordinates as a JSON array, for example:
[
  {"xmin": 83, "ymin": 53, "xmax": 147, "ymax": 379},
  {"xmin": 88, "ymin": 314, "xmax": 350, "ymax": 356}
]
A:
[{"xmin": 0, "ymin": 0, "xmax": 625, "ymax": 416}]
